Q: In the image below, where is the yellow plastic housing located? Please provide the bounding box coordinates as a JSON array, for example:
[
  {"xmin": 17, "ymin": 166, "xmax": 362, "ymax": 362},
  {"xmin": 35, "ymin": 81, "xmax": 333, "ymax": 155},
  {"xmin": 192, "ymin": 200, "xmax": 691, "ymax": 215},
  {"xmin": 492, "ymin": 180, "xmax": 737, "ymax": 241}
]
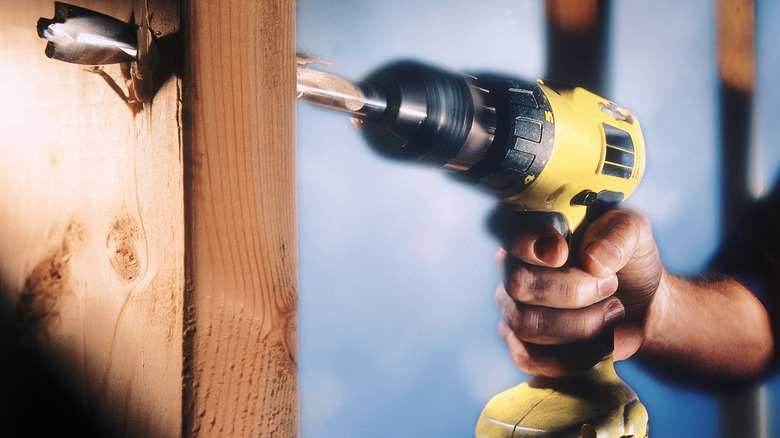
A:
[
  {"xmin": 475, "ymin": 356, "xmax": 649, "ymax": 437},
  {"xmin": 501, "ymin": 80, "xmax": 645, "ymax": 239}
]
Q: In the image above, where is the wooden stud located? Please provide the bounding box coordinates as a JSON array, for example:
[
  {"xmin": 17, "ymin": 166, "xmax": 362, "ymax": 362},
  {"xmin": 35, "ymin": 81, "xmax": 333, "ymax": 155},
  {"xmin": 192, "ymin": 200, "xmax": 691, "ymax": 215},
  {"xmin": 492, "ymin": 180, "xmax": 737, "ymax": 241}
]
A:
[
  {"xmin": 181, "ymin": 0, "xmax": 299, "ymax": 436},
  {"xmin": 2, "ymin": 0, "xmax": 297, "ymax": 436}
]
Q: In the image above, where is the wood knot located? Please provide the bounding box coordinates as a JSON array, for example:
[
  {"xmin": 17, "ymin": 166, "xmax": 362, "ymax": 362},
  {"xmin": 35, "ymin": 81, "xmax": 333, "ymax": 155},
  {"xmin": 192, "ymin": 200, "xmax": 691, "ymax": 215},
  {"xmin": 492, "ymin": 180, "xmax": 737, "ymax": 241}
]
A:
[{"xmin": 106, "ymin": 216, "xmax": 146, "ymax": 284}]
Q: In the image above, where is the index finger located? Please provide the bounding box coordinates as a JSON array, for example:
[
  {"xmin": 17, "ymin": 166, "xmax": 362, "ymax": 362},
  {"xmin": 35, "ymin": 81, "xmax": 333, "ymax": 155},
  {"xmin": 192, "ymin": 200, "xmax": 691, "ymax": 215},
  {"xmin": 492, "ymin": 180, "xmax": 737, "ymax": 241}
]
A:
[{"xmin": 489, "ymin": 207, "xmax": 569, "ymax": 267}]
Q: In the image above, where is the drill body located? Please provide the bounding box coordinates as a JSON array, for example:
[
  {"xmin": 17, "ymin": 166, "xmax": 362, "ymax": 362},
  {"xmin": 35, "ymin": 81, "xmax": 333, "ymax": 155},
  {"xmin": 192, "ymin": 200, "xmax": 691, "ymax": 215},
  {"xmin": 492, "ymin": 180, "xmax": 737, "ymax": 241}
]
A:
[{"xmin": 353, "ymin": 61, "xmax": 645, "ymax": 241}]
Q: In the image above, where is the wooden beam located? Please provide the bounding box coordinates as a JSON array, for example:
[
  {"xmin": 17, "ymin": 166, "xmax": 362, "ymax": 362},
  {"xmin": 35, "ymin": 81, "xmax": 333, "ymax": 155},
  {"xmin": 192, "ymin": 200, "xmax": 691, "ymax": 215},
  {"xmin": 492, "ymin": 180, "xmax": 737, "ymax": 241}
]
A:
[
  {"xmin": 0, "ymin": 0, "xmax": 183, "ymax": 436},
  {"xmin": 181, "ymin": 0, "xmax": 299, "ymax": 436}
]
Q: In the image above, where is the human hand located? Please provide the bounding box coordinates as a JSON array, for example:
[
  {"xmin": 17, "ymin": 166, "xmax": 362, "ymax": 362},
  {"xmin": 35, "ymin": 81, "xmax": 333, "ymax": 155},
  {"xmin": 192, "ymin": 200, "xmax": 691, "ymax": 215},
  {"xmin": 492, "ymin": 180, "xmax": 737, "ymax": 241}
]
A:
[{"xmin": 491, "ymin": 206, "xmax": 663, "ymax": 377}]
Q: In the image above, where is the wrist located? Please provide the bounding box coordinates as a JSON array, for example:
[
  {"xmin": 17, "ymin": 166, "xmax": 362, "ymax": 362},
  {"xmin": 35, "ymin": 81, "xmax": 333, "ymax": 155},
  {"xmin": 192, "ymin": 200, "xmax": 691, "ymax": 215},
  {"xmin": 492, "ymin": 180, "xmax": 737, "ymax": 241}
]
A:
[{"xmin": 633, "ymin": 267, "xmax": 673, "ymax": 358}]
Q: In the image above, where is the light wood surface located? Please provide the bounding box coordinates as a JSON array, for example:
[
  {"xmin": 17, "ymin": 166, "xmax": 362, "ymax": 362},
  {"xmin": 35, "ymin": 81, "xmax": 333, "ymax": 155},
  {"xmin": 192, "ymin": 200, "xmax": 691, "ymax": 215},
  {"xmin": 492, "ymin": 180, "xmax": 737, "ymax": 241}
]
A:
[
  {"xmin": 1, "ymin": 0, "xmax": 298, "ymax": 436},
  {"xmin": 0, "ymin": 0, "xmax": 183, "ymax": 436},
  {"xmin": 182, "ymin": 0, "xmax": 299, "ymax": 436}
]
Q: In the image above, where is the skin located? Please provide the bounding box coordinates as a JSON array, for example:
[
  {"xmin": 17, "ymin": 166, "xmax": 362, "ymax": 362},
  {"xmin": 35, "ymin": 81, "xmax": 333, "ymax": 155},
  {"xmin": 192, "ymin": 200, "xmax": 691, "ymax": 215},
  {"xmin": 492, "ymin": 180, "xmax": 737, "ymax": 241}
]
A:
[{"xmin": 495, "ymin": 207, "xmax": 775, "ymax": 381}]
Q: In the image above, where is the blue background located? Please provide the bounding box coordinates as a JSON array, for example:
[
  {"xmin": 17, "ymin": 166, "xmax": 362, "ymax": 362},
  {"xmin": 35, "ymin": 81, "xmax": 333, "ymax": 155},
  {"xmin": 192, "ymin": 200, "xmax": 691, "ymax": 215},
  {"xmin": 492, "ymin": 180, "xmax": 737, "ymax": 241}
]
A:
[{"xmin": 296, "ymin": 1, "xmax": 780, "ymax": 436}]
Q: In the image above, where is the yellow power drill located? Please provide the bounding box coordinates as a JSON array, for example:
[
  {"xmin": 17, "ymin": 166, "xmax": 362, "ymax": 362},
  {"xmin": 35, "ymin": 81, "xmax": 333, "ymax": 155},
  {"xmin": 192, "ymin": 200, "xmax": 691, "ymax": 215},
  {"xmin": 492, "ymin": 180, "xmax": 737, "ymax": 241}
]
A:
[{"xmin": 298, "ymin": 56, "xmax": 648, "ymax": 437}]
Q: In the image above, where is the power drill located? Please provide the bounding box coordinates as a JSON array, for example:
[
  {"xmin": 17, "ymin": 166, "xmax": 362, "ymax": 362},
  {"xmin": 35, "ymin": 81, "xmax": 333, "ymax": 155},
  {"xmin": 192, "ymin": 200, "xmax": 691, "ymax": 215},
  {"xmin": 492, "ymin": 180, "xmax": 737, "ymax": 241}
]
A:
[{"xmin": 298, "ymin": 56, "xmax": 649, "ymax": 437}]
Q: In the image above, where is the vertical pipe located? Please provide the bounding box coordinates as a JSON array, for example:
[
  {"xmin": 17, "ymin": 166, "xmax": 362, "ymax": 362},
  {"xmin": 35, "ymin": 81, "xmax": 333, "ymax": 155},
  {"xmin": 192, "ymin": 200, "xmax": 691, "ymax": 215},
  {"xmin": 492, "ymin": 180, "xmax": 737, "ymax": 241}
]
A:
[
  {"xmin": 714, "ymin": 1, "xmax": 765, "ymax": 437},
  {"xmin": 717, "ymin": 0, "xmax": 756, "ymax": 229},
  {"xmin": 545, "ymin": 0, "xmax": 611, "ymax": 95}
]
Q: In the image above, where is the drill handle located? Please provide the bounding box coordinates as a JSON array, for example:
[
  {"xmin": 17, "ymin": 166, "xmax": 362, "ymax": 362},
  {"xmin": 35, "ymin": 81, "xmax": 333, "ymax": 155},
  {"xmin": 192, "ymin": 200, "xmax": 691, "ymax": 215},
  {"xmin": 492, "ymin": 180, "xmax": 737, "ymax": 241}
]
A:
[{"xmin": 489, "ymin": 201, "xmax": 622, "ymax": 374}]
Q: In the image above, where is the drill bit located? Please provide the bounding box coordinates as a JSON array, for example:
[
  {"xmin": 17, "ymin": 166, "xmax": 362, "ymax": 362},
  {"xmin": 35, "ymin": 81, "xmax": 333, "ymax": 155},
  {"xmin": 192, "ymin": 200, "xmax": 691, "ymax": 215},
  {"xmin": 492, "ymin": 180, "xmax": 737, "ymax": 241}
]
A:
[
  {"xmin": 37, "ymin": 2, "xmax": 138, "ymax": 65},
  {"xmin": 296, "ymin": 54, "xmax": 386, "ymax": 118}
]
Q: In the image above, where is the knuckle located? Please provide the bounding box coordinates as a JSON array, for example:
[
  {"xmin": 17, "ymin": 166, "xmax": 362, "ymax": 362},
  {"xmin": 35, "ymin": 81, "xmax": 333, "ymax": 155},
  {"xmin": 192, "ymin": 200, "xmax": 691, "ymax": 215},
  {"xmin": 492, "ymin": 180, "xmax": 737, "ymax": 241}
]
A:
[
  {"xmin": 606, "ymin": 210, "xmax": 641, "ymax": 246},
  {"xmin": 506, "ymin": 266, "xmax": 545, "ymax": 304},
  {"xmin": 511, "ymin": 353, "xmax": 532, "ymax": 374},
  {"xmin": 509, "ymin": 348, "xmax": 537, "ymax": 375},
  {"xmin": 494, "ymin": 247, "xmax": 506, "ymax": 266},
  {"xmin": 584, "ymin": 210, "xmax": 644, "ymax": 275},
  {"xmin": 511, "ymin": 306, "xmax": 547, "ymax": 340},
  {"xmin": 494, "ymin": 284, "xmax": 507, "ymax": 305},
  {"xmin": 563, "ymin": 275, "xmax": 597, "ymax": 308},
  {"xmin": 577, "ymin": 314, "xmax": 605, "ymax": 339}
]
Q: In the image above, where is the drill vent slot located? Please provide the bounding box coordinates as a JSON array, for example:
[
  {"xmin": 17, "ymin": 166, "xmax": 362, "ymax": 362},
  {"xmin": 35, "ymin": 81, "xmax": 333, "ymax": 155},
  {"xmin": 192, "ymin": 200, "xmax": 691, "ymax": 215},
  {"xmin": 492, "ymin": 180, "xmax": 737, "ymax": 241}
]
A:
[{"xmin": 601, "ymin": 123, "xmax": 635, "ymax": 179}]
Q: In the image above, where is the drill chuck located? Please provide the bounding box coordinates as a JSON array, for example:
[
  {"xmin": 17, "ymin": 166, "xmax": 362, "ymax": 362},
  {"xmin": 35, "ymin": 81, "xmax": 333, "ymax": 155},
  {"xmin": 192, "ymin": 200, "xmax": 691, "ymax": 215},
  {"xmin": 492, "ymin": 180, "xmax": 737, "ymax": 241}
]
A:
[
  {"xmin": 356, "ymin": 61, "xmax": 497, "ymax": 171},
  {"xmin": 356, "ymin": 62, "xmax": 560, "ymax": 203}
]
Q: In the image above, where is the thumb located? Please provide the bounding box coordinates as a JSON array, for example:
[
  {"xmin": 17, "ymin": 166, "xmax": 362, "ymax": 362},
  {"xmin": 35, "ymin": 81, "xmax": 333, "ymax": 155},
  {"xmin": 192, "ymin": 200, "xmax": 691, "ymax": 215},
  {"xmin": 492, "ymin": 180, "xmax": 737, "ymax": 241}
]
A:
[
  {"xmin": 579, "ymin": 207, "xmax": 658, "ymax": 279},
  {"xmin": 488, "ymin": 206, "xmax": 568, "ymax": 267}
]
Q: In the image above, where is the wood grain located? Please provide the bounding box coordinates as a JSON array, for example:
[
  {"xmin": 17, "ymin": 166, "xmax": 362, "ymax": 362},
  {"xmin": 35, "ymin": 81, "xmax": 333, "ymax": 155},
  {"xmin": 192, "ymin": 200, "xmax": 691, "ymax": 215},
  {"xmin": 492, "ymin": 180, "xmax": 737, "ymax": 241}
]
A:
[
  {"xmin": 0, "ymin": 0, "xmax": 183, "ymax": 436},
  {"xmin": 181, "ymin": 0, "xmax": 299, "ymax": 436}
]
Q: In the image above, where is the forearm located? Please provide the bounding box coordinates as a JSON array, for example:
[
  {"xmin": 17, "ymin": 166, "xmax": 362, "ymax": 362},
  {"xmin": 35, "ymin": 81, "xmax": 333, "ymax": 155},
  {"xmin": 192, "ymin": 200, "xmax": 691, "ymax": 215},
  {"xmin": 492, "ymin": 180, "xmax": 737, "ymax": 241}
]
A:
[{"xmin": 639, "ymin": 269, "xmax": 774, "ymax": 381}]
